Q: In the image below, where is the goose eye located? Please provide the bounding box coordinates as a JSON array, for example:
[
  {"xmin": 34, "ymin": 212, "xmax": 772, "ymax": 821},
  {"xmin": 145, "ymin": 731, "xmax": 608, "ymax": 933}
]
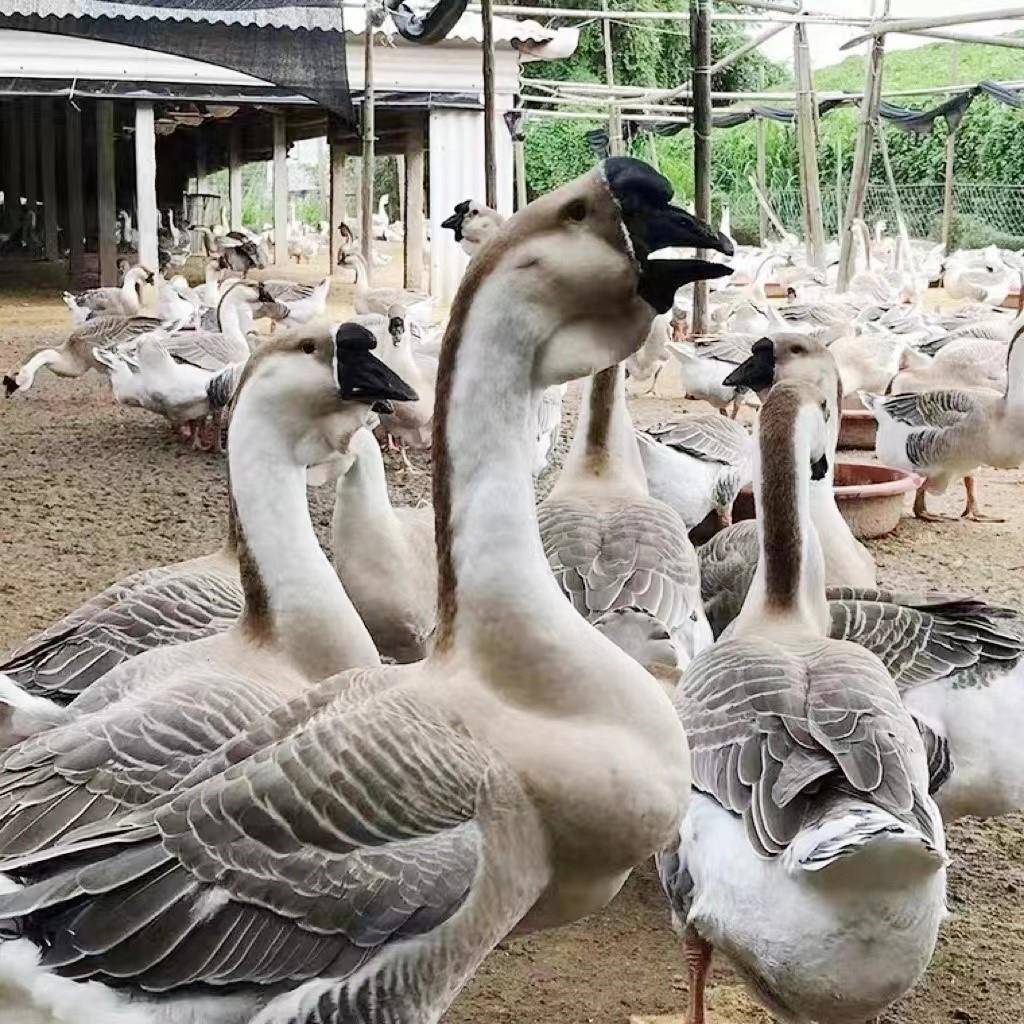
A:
[
  {"xmin": 564, "ymin": 200, "xmax": 587, "ymax": 223},
  {"xmin": 820, "ymin": 399, "xmax": 831, "ymax": 421},
  {"xmin": 690, "ymin": 611, "xmax": 698, "ymax": 622},
  {"xmin": 300, "ymin": 340, "xmax": 316, "ymax": 355}
]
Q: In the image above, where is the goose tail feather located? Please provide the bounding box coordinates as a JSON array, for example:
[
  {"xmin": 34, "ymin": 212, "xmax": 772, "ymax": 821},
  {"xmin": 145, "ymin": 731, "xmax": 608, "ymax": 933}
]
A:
[{"xmin": 0, "ymin": 673, "xmax": 70, "ymax": 746}]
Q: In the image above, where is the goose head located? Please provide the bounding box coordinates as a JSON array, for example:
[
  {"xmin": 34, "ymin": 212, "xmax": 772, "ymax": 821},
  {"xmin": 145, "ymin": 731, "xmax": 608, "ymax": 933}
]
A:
[
  {"xmin": 457, "ymin": 157, "xmax": 733, "ymax": 386},
  {"xmin": 760, "ymin": 378, "xmax": 832, "ymax": 485},
  {"xmin": 442, "ymin": 199, "xmax": 505, "ymax": 256},
  {"xmin": 230, "ymin": 322, "xmax": 418, "ymax": 467}
]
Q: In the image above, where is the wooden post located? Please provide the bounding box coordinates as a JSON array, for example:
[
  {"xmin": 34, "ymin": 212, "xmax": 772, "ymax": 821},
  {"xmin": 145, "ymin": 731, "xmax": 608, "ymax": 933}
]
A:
[
  {"xmin": 96, "ymin": 100, "xmax": 117, "ymax": 286},
  {"xmin": 481, "ymin": 0, "xmax": 498, "ymax": 207},
  {"xmin": 514, "ymin": 135, "xmax": 528, "ymax": 210},
  {"xmin": 229, "ymin": 123, "xmax": 243, "ymax": 231},
  {"xmin": 941, "ymin": 43, "xmax": 960, "ymax": 254},
  {"xmin": 23, "ymin": 100, "xmax": 38, "ymax": 238},
  {"xmin": 404, "ymin": 130, "xmax": 426, "ymax": 291},
  {"xmin": 1, "ymin": 102, "xmax": 21, "ymax": 231},
  {"xmin": 329, "ymin": 142, "xmax": 347, "ymax": 277},
  {"xmin": 39, "ymin": 99, "xmax": 59, "ymax": 260},
  {"xmin": 273, "ymin": 112, "xmax": 289, "ymax": 267},
  {"xmin": 134, "ymin": 101, "xmax": 159, "ymax": 271},
  {"xmin": 195, "ymin": 133, "xmax": 207, "ymax": 194},
  {"xmin": 755, "ymin": 116, "xmax": 768, "ymax": 243},
  {"xmin": 793, "ymin": 23, "xmax": 826, "ymax": 268},
  {"xmin": 396, "ymin": 155, "xmax": 406, "ymax": 227},
  {"xmin": 65, "ymin": 104, "xmax": 84, "ymax": 276},
  {"xmin": 835, "ymin": 135, "xmax": 844, "ymax": 238},
  {"xmin": 361, "ymin": 20, "xmax": 375, "ymax": 277},
  {"xmin": 691, "ymin": 0, "xmax": 713, "ymax": 335},
  {"xmin": 600, "ymin": 0, "xmax": 623, "ymax": 157},
  {"xmin": 836, "ymin": 30, "xmax": 886, "ymax": 291}
]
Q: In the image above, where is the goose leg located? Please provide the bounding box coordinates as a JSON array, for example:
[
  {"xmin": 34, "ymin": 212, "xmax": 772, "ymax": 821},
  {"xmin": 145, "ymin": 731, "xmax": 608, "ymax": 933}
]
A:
[
  {"xmin": 962, "ymin": 475, "xmax": 1005, "ymax": 523},
  {"xmin": 683, "ymin": 927, "xmax": 713, "ymax": 1024},
  {"xmin": 913, "ymin": 483, "xmax": 954, "ymax": 523}
]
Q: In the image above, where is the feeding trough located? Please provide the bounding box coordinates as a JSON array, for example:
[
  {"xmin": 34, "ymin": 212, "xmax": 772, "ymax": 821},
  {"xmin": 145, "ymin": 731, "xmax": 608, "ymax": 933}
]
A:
[
  {"xmin": 731, "ymin": 459, "xmax": 923, "ymax": 539},
  {"xmin": 838, "ymin": 409, "xmax": 877, "ymax": 451}
]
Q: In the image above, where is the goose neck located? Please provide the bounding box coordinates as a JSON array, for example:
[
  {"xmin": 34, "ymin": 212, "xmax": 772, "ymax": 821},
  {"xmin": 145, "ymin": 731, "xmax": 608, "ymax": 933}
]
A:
[
  {"xmin": 735, "ymin": 401, "xmax": 829, "ymax": 639},
  {"xmin": 227, "ymin": 393, "xmax": 379, "ymax": 678},
  {"xmin": 553, "ymin": 363, "xmax": 647, "ymax": 498},
  {"xmin": 1003, "ymin": 334, "xmax": 1024, "ymax": 411},
  {"xmin": 217, "ymin": 293, "xmax": 246, "ymax": 343},
  {"xmin": 432, "ymin": 276, "xmax": 608, "ymax": 669}
]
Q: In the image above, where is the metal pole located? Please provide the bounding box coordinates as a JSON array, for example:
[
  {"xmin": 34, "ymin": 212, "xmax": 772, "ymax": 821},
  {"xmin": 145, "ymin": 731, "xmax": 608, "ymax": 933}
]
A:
[
  {"xmin": 941, "ymin": 43, "xmax": 960, "ymax": 254},
  {"xmin": 481, "ymin": 0, "xmax": 498, "ymax": 207},
  {"xmin": 755, "ymin": 116, "xmax": 768, "ymax": 243},
  {"xmin": 361, "ymin": 16, "xmax": 375, "ymax": 276},
  {"xmin": 691, "ymin": 0, "xmax": 712, "ymax": 334}
]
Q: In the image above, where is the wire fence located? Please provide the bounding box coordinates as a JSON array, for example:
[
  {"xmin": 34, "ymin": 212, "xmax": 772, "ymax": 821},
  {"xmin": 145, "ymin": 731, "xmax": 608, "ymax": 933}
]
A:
[{"xmin": 730, "ymin": 183, "xmax": 1024, "ymax": 246}]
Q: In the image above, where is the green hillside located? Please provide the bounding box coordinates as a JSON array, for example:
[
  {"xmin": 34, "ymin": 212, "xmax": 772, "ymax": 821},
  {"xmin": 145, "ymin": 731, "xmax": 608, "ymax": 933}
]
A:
[{"xmin": 814, "ymin": 35, "xmax": 1024, "ymax": 93}]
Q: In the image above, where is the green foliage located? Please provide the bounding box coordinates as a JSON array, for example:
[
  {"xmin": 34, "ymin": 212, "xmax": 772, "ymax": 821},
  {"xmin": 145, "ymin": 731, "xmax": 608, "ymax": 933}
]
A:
[{"xmin": 944, "ymin": 213, "xmax": 1024, "ymax": 252}]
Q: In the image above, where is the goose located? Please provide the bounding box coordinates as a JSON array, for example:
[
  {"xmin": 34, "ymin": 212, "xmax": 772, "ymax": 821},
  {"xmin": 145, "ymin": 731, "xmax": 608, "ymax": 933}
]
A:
[
  {"xmin": 374, "ymin": 311, "xmax": 437, "ymax": 462},
  {"xmin": 157, "ymin": 209, "xmax": 191, "ymax": 269},
  {"xmin": 372, "ymin": 193, "xmax": 391, "ymax": 239},
  {"xmin": 116, "ymin": 210, "xmax": 138, "ymax": 254},
  {"xmin": 532, "ymin": 382, "xmax": 567, "ymax": 476},
  {"xmin": 195, "ymin": 225, "xmax": 267, "ymax": 276},
  {"xmin": 944, "ymin": 248, "xmax": 1016, "ymax": 305},
  {"xmin": 3, "ymin": 315, "xmax": 165, "ymax": 396},
  {"xmin": 889, "ymin": 337, "xmax": 1009, "ymax": 396},
  {"xmin": 624, "ymin": 311, "xmax": 672, "ymax": 394},
  {"xmin": 0, "ymin": 157, "xmax": 725, "ymax": 1024},
  {"xmin": 340, "ymin": 248, "xmax": 436, "ymax": 321},
  {"xmin": 258, "ymin": 276, "xmax": 331, "ymax": 325},
  {"xmin": 332, "ymin": 425, "xmax": 436, "ymax": 663},
  {"xmin": 441, "ymin": 198, "xmax": 505, "ymax": 257},
  {"xmin": 699, "ymin": 335, "xmax": 877, "ymax": 636},
  {"xmin": 538, "ymin": 360, "xmax": 720, "ymax": 668},
  {"xmin": 151, "ymin": 273, "xmax": 199, "ymax": 327},
  {"xmin": 659, "ymin": 378, "xmax": 946, "ymax": 1024},
  {"xmin": 666, "ymin": 338, "xmax": 756, "ymax": 417},
  {"xmin": 0, "ymin": 318, "xmax": 415, "ymax": 778},
  {"xmin": 636, "ymin": 414, "xmax": 752, "ymax": 532},
  {"xmin": 196, "ymin": 257, "xmax": 224, "ymax": 308},
  {"xmin": 61, "ymin": 266, "xmax": 154, "ymax": 322},
  {"xmin": 861, "ymin": 327, "xmax": 1024, "ymax": 522}
]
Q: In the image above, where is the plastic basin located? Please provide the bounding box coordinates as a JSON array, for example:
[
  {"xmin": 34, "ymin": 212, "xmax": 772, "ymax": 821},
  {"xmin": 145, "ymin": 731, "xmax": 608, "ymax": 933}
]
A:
[{"xmin": 838, "ymin": 409, "xmax": 878, "ymax": 450}]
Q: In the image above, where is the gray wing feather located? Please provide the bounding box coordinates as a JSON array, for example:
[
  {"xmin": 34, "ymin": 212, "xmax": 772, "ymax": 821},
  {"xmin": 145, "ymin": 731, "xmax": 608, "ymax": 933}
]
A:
[
  {"xmin": 643, "ymin": 415, "xmax": 750, "ymax": 466},
  {"xmin": 878, "ymin": 389, "xmax": 980, "ymax": 427},
  {"xmin": 538, "ymin": 497, "xmax": 701, "ymax": 637},
  {"xmin": 697, "ymin": 521, "xmax": 759, "ymax": 638},
  {"xmin": 161, "ymin": 330, "xmax": 250, "ymax": 370}
]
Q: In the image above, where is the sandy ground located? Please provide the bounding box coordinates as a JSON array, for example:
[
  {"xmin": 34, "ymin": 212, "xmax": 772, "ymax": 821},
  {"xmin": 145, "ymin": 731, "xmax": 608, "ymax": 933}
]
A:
[{"xmin": 2, "ymin": 258, "xmax": 1024, "ymax": 1023}]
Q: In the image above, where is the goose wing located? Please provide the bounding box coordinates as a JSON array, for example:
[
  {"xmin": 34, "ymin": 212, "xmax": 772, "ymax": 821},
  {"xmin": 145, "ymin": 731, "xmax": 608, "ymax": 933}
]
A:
[
  {"xmin": 874, "ymin": 389, "xmax": 980, "ymax": 428},
  {"xmin": 0, "ymin": 566, "xmax": 243, "ymax": 704},
  {"xmin": 71, "ymin": 316, "xmax": 164, "ymax": 350},
  {"xmin": 263, "ymin": 280, "xmax": 317, "ymax": 303},
  {"xmin": 161, "ymin": 329, "xmax": 250, "ymax": 370},
  {"xmin": 697, "ymin": 520, "xmax": 758, "ymax": 638},
  {"xmin": 698, "ymin": 336, "xmax": 753, "ymax": 365},
  {"xmin": 0, "ymin": 683, "xmax": 544, "ymax": 1012},
  {"xmin": 539, "ymin": 497, "xmax": 702, "ymax": 638},
  {"xmin": 644, "ymin": 415, "xmax": 750, "ymax": 466},
  {"xmin": 680, "ymin": 637, "xmax": 932, "ymax": 857},
  {"xmin": 828, "ymin": 594, "xmax": 1024, "ymax": 690}
]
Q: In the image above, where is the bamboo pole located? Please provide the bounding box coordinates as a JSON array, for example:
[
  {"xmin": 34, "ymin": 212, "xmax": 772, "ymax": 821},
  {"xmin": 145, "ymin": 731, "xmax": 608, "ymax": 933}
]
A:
[
  {"xmin": 361, "ymin": 18, "xmax": 375, "ymax": 276},
  {"xmin": 481, "ymin": 0, "xmax": 497, "ymax": 207},
  {"xmin": 480, "ymin": 2, "xmax": 870, "ymax": 24},
  {"xmin": 941, "ymin": 43, "xmax": 960, "ymax": 254},
  {"xmin": 755, "ymin": 116, "xmax": 768, "ymax": 243},
  {"xmin": 836, "ymin": 25, "xmax": 887, "ymax": 291},
  {"xmin": 600, "ymin": 0, "xmax": 624, "ymax": 158},
  {"xmin": 65, "ymin": 104, "xmax": 84, "ymax": 278},
  {"xmin": 708, "ymin": 22, "xmax": 789, "ymax": 75},
  {"xmin": 835, "ymin": 135, "xmax": 844, "ymax": 238},
  {"xmin": 749, "ymin": 173, "xmax": 789, "ymax": 240},
  {"xmin": 842, "ymin": 6, "xmax": 1024, "ymax": 47},
  {"xmin": 96, "ymin": 101, "xmax": 117, "ymax": 287},
  {"xmin": 691, "ymin": 0, "xmax": 712, "ymax": 334},
  {"xmin": 793, "ymin": 23, "xmax": 826, "ymax": 267},
  {"xmin": 39, "ymin": 99, "xmax": 59, "ymax": 261}
]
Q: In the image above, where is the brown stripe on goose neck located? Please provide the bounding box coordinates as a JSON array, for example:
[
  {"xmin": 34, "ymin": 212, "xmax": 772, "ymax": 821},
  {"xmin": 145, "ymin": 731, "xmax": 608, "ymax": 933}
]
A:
[
  {"xmin": 758, "ymin": 385, "xmax": 803, "ymax": 610},
  {"xmin": 431, "ymin": 225, "xmax": 525, "ymax": 654},
  {"xmin": 229, "ymin": 486, "xmax": 274, "ymax": 644},
  {"xmin": 585, "ymin": 366, "xmax": 618, "ymax": 463}
]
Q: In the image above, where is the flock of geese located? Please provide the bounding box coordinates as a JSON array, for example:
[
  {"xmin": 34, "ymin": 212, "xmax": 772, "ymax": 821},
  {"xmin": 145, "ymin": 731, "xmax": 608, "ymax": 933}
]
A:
[{"xmin": 1, "ymin": 157, "xmax": 1023, "ymax": 1024}]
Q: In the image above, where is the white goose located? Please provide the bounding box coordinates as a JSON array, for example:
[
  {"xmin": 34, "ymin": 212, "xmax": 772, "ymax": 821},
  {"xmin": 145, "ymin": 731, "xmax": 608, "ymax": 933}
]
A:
[
  {"xmin": 538, "ymin": 361, "xmax": 715, "ymax": 667},
  {"xmin": 660, "ymin": 379, "xmax": 946, "ymax": 1024},
  {"xmin": 340, "ymin": 249, "xmax": 435, "ymax": 322},
  {"xmin": 666, "ymin": 338, "xmax": 758, "ymax": 417},
  {"xmin": 861, "ymin": 326, "xmax": 1024, "ymax": 521},
  {"xmin": 332, "ymin": 425, "xmax": 436, "ymax": 664},
  {"xmin": 61, "ymin": 266, "xmax": 154, "ymax": 323},
  {"xmin": 441, "ymin": 198, "xmax": 505, "ymax": 257},
  {"xmin": 0, "ymin": 157, "xmax": 716, "ymax": 1024},
  {"xmin": 0, "ymin": 320, "xmax": 416, "ymax": 787},
  {"xmin": 3, "ymin": 315, "xmax": 165, "ymax": 396},
  {"xmin": 259, "ymin": 277, "xmax": 331, "ymax": 325}
]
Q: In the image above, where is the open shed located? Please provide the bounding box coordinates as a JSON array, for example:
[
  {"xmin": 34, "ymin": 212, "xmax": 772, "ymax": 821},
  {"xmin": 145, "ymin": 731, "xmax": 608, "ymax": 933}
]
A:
[{"xmin": 0, "ymin": 0, "xmax": 577, "ymax": 302}]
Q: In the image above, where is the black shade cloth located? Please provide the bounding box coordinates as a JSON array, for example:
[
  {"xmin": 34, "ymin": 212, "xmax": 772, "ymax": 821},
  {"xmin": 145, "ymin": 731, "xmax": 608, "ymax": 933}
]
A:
[
  {"xmin": 0, "ymin": 5, "xmax": 354, "ymax": 119},
  {"xmin": 878, "ymin": 91, "xmax": 975, "ymax": 134}
]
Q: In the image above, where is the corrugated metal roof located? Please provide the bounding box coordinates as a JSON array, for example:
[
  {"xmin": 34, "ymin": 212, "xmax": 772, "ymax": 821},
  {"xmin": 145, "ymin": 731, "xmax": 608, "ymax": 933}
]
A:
[{"xmin": 0, "ymin": 0, "xmax": 558, "ymax": 43}]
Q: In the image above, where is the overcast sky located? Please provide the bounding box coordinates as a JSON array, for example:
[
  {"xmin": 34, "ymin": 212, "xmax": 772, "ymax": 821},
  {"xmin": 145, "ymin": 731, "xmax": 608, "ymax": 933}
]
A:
[{"xmin": 759, "ymin": 1, "xmax": 1022, "ymax": 70}]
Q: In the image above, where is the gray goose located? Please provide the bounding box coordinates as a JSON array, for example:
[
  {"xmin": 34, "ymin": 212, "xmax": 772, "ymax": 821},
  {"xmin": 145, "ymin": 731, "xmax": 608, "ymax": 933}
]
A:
[{"xmin": 0, "ymin": 158, "xmax": 723, "ymax": 1024}]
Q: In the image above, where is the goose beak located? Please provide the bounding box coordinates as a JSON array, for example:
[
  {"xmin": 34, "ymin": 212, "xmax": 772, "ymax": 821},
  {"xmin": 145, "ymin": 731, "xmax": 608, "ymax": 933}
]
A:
[
  {"xmin": 3, "ymin": 374, "xmax": 18, "ymax": 397},
  {"xmin": 333, "ymin": 322, "xmax": 420, "ymax": 405},
  {"xmin": 811, "ymin": 453, "xmax": 829, "ymax": 481},
  {"xmin": 602, "ymin": 157, "xmax": 734, "ymax": 313},
  {"xmin": 441, "ymin": 201, "xmax": 470, "ymax": 240},
  {"xmin": 722, "ymin": 337, "xmax": 775, "ymax": 392}
]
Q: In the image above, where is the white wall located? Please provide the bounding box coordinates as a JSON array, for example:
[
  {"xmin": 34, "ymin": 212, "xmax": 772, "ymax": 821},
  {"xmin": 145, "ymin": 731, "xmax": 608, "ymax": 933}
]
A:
[{"xmin": 428, "ymin": 99, "xmax": 515, "ymax": 306}]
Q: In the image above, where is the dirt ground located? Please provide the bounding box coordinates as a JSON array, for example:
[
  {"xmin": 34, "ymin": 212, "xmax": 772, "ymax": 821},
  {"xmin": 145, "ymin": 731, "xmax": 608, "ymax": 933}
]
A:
[{"xmin": 2, "ymin": 261, "xmax": 1024, "ymax": 1024}]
